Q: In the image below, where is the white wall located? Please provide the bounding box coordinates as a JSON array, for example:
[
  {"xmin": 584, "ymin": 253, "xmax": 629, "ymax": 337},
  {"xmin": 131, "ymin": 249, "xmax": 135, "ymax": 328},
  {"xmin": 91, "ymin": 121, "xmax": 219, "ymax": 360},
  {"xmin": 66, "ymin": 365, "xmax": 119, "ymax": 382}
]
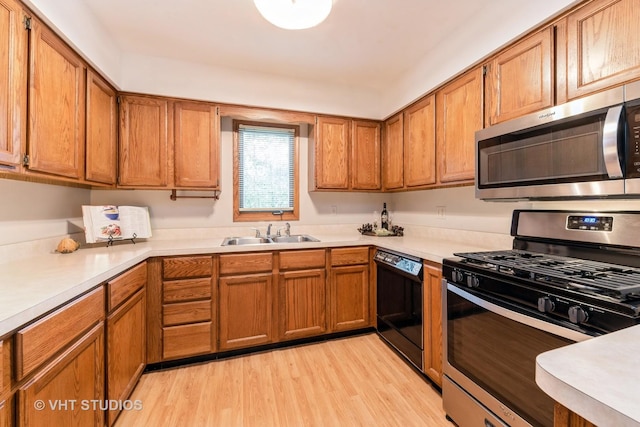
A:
[{"xmin": 0, "ymin": 179, "xmax": 89, "ymax": 245}]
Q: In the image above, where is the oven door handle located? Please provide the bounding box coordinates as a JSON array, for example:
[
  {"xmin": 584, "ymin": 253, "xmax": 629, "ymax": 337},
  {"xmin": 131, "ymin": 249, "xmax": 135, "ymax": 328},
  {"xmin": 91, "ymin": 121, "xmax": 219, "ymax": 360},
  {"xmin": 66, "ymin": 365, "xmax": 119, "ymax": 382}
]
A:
[{"xmin": 447, "ymin": 283, "xmax": 591, "ymax": 342}]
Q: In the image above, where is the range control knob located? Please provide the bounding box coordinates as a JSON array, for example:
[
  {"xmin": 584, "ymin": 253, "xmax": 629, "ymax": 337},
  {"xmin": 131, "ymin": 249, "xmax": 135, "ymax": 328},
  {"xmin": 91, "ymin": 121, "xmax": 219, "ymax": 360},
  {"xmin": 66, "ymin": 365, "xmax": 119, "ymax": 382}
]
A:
[
  {"xmin": 537, "ymin": 296, "xmax": 555, "ymax": 313},
  {"xmin": 568, "ymin": 306, "xmax": 588, "ymax": 324},
  {"xmin": 466, "ymin": 274, "xmax": 480, "ymax": 288},
  {"xmin": 452, "ymin": 270, "xmax": 465, "ymax": 283}
]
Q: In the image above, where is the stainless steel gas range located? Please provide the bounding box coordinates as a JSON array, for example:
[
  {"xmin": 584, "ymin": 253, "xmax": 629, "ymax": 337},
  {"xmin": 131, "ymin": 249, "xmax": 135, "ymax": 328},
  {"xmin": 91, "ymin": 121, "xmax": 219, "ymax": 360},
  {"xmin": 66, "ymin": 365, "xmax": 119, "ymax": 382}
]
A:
[{"xmin": 442, "ymin": 210, "xmax": 640, "ymax": 427}]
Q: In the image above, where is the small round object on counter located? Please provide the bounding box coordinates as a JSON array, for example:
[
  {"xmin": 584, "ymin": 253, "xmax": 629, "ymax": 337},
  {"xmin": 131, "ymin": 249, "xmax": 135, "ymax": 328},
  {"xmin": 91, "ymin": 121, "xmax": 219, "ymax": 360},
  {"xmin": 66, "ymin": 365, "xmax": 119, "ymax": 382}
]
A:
[{"xmin": 56, "ymin": 238, "xmax": 80, "ymax": 254}]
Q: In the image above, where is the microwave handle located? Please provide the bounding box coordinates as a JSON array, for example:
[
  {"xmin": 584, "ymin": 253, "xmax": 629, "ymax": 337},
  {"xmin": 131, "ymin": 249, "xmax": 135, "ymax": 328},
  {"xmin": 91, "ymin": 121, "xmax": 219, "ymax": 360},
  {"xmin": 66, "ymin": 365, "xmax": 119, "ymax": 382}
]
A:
[{"xmin": 603, "ymin": 105, "xmax": 624, "ymax": 179}]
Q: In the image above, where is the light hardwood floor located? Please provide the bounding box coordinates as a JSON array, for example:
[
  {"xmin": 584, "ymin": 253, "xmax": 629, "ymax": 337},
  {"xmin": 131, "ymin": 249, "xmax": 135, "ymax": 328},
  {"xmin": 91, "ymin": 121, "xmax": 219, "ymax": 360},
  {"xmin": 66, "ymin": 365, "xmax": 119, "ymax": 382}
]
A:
[{"xmin": 115, "ymin": 333, "xmax": 452, "ymax": 426}]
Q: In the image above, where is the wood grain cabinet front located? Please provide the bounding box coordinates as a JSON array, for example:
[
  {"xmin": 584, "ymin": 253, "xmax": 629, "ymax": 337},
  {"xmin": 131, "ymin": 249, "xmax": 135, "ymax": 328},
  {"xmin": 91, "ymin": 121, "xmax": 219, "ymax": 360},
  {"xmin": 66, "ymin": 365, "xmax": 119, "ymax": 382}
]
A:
[
  {"xmin": 118, "ymin": 94, "xmax": 171, "ymax": 187},
  {"xmin": 329, "ymin": 247, "xmax": 371, "ymax": 332},
  {"xmin": 422, "ymin": 261, "xmax": 443, "ymax": 387},
  {"xmin": 160, "ymin": 256, "xmax": 215, "ymax": 361},
  {"xmin": 382, "ymin": 112, "xmax": 404, "ymax": 190},
  {"xmin": 85, "ymin": 70, "xmax": 117, "ymax": 186},
  {"xmin": 278, "ymin": 249, "xmax": 328, "ymax": 341},
  {"xmin": 403, "ymin": 94, "xmax": 436, "ymax": 188},
  {"xmin": 173, "ymin": 101, "xmax": 220, "ymax": 189},
  {"xmin": 311, "ymin": 116, "xmax": 381, "ymax": 191},
  {"xmin": 26, "ymin": 16, "xmax": 86, "ymax": 180},
  {"xmin": 484, "ymin": 26, "xmax": 554, "ymax": 125},
  {"xmin": 0, "ymin": 0, "xmax": 27, "ymax": 171},
  {"xmin": 556, "ymin": 0, "xmax": 640, "ymax": 103},
  {"xmin": 17, "ymin": 323, "xmax": 104, "ymax": 427},
  {"xmin": 103, "ymin": 262, "xmax": 147, "ymax": 426},
  {"xmin": 436, "ymin": 67, "xmax": 483, "ymax": 185}
]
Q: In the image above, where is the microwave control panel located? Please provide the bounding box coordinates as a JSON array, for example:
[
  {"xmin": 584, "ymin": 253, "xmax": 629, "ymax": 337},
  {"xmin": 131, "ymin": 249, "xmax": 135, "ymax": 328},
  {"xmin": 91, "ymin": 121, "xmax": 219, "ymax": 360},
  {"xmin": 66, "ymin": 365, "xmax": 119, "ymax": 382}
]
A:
[{"xmin": 627, "ymin": 104, "xmax": 640, "ymax": 177}]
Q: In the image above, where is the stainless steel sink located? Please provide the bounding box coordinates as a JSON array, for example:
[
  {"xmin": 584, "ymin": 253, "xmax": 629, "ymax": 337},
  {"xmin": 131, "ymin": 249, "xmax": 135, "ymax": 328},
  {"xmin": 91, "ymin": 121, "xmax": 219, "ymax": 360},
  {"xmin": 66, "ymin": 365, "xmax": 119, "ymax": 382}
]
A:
[
  {"xmin": 221, "ymin": 237, "xmax": 274, "ymax": 246},
  {"xmin": 271, "ymin": 234, "xmax": 320, "ymax": 243},
  {"xmin": 221, "ymin": 234, "xmax": 320, "ymax": 246}
]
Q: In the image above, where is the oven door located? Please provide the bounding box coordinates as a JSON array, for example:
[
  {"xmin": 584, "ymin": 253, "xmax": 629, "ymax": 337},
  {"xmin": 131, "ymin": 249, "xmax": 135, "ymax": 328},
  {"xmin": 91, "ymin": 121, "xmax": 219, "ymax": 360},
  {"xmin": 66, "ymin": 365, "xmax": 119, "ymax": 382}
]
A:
[{"xmin": 443, "ymin": 281, "xmax": 591, "ymax": 427}]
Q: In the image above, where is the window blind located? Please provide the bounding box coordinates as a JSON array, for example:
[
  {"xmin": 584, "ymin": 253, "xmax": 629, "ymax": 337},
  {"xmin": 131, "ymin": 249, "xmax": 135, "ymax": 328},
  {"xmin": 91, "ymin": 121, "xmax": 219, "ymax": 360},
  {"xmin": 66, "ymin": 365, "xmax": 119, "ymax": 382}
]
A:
[{"xmin": 238, "ymin": 124, "xmax": 295, "ymax": 212}]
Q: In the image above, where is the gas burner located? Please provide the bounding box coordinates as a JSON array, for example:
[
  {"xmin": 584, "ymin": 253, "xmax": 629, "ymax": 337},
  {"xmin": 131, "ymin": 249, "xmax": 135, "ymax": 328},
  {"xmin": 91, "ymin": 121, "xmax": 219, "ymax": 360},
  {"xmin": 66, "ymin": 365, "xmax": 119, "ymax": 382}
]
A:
[{"xmin": 454, "ymin": 250, "xmax": 640, "ymax": 299}]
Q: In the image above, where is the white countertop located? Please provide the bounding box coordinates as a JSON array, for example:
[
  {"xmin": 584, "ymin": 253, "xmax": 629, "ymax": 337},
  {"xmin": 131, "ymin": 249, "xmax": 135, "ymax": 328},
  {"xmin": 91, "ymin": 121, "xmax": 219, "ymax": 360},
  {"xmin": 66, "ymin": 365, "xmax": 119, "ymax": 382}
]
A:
[
  {"xmin": 0, "ymin": 232, "xmax": 494, "ymax": 337},
  {"xmin": 536, "ymin": 325, "xmax": 640, "ymax": 427}
]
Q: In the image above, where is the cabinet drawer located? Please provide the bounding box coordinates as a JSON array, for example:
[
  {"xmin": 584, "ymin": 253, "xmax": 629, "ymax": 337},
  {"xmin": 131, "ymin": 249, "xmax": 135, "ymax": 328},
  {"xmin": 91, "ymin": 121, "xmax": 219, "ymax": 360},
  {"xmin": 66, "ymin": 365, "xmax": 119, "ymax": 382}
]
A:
[
  {"xmin": 108, "ymin": 262, "xmax": 147, "ymax": 311},
  {"xmin": 163, "ymin": 301, "xmax": 211, "ymax": 326},
  {"xmin": 280, "ymin": 249, "xmax": 325, "ymax": 270},
  {"xmin": 331, "ymin": 247, "xmax": 370, "ymax": 266},
  {"xmin": 220, "ymin": 252, "xmax": 273, "ymax": 275},
  {"xmin": 16, "ymin": 287, "xmax": 104, "ymax": 380},
  {"xmin": 163, "ymin": 256, "xmax": 212, "ymax": 279},
  {"xmin": 163, "ymin": 278, "xmax": 212, "ymax": 303},
  {"xmin": 163, "ymin": 322, "xmax": 212, "ymax": 359}
]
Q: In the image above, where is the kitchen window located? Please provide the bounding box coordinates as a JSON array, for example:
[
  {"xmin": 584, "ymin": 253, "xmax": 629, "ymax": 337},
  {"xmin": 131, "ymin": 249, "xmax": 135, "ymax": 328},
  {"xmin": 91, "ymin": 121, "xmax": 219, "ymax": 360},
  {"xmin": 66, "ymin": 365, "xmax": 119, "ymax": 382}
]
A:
[{"xmin": 233, "ymin": 121, "xmax": 299, "ymax": 222}]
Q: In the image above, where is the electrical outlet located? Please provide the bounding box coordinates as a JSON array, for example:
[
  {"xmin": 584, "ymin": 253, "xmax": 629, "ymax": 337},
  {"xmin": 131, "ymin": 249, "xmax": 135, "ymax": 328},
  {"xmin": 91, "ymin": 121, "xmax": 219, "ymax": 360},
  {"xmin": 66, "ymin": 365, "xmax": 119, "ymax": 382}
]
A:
[
  {"xmin": 331, "ymin": 205, "xmax": 338, "ymax": 215},
  {"xmin": 436, "ymin": 206, "xmax": 446, "ymax": 219}
]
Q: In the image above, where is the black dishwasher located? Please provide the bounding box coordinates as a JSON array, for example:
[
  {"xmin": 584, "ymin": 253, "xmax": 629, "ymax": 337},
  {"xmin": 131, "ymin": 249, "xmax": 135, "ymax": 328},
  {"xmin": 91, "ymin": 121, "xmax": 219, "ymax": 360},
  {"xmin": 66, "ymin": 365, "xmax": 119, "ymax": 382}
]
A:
[{"xmin": 375, "ymin": 249, "xmax": 423, "ymax": 370}]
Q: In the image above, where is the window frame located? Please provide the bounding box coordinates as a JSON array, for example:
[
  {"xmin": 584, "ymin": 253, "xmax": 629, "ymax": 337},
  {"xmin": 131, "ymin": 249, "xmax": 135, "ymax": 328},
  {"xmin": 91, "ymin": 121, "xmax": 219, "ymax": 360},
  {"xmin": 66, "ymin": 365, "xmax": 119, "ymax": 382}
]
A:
[{"xmin": 233, "ymin": 120, "xmax": 300, "ymax": 222}]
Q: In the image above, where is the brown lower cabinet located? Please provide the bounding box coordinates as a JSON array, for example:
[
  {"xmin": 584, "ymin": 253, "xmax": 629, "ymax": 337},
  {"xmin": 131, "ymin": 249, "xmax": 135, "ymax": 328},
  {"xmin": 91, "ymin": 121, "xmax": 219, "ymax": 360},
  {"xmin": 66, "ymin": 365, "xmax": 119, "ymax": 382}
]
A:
[
  {"xmin": 0, "ymin": 397, "xmax": 10, "ymax": 427},
  {"xmin": 17, "ymin": 323, "xmax": 104, "ymax": 427},
  {"xmin": 423, "ymin": 261, "xmax": 443, "ymax": 386},
  {"xmin": 329, "ymin": 247, "xmax": 372, "ymax": 332},
  {"xmin": 279, "ymin": 249, "xmax": 327, "ymax": 340},
  {"xmin": 554, "ymin": 403, "xmax": 596, "ymax": 427},
  {"xmin": 106, "ymin": 289, "xmax": 145, "ymax": 426}
]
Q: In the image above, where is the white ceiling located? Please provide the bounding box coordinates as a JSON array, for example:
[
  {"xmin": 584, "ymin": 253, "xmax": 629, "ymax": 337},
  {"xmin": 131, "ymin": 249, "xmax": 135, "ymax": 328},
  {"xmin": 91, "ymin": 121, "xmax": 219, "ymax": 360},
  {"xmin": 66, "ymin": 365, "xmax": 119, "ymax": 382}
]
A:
[{"xmin": 79, "ymin": 0, "xmax": 519, "ymax": 91}]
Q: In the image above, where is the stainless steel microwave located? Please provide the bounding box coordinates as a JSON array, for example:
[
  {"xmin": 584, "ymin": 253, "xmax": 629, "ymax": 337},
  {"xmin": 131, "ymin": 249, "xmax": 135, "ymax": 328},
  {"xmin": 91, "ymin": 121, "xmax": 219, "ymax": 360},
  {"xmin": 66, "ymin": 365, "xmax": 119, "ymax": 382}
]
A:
[{"xmin": 475, "ymin": 80, "xmax": 640, "ymax": 200}]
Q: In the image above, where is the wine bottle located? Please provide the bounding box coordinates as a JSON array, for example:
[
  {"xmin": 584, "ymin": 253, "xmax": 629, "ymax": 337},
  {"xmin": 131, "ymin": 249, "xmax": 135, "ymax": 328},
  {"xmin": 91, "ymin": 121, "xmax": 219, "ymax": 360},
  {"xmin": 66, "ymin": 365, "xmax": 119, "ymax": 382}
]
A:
[{"xmin": 381, "ymin": 203, "xmax": 389, "ymax": 229}]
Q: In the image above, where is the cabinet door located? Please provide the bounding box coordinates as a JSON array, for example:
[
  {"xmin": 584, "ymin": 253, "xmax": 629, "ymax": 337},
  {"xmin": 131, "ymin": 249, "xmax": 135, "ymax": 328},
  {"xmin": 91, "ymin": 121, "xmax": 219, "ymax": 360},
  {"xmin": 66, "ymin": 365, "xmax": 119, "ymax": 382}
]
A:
[
  {"xmin": 485, "ymin": 26, "xmax": 553, "ymax": 125},
  {"xmin": 0, "ymin": 0, "xmax": 27, "ymax": 169},
  {"xmin": 107, "ymin": 290, "xmax": 145, "ymax": 427},
  {"xmin": 279, "ymin": 269, "xmax": 326, "ymax": 340},
  {"xmin": 351, "ymin": 120, "xmax": 381, "ymax": 190},
  {"xmin": 0, "ymin": 398, "xmax": 9, "ymax": 427},
  {"xmin": 436, "ymin": 67, "xmax": 483, "ymax": 184},
  {"xmin": 329, "ymin": 265, "xmax": 369, "ymax": 332},
  {"xmin": 219, "ymin": 273, "xmax": 274, "ymax": 350},
  {"xmin": 554, "ymin": 402, "xmax": 597, "ymax": 427},
  {"xmin": 314, "ymin": 116, "xmax": 349, "ymax": 189},
  {"xmin": 118, "ymin": 95, "xmax": 170, "ymax": 187},
  {"xmin": 85, "ymin": 70, "xmax": 117, "ymax": 185},
  {"xmin": 423, "ymin": 261, "xmax": 443, "ymax": 387},
  {"xmin": 174, "ymin": 102, "xmax": 220, "ymax": 188},
  {"xmin": 404, "ymin": 94, "xmax": 436, "ymax": 187},
  {"xmin": 382, "ymin": 113, "xmax": 404, "ymax": 190},
  {"xmin": 27, "ymin": 18, "xmax": 86, "ymax": 179},
  {"xmin": 560, "ymin": 0, "xmax": 640, "ymax": 102},
  {"xmin": 18, "ymin": 323, "xmax": 104, "ymax": 427}
]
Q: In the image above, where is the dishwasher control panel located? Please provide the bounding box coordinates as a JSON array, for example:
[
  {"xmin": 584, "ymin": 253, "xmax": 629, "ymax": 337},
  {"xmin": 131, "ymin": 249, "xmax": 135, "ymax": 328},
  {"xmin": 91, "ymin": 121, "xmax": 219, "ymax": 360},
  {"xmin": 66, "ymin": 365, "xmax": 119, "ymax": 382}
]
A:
[{"xmin": 374, "ymin": 250, "xmax": 423, "ymax": 277}]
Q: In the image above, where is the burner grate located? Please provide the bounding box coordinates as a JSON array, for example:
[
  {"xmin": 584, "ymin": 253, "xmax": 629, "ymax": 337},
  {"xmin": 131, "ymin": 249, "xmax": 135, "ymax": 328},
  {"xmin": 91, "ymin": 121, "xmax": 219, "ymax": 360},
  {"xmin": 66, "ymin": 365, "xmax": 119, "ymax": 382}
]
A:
[{"xmin": 454, "ymin": 250, "xmax": 640, "ymax": 298}]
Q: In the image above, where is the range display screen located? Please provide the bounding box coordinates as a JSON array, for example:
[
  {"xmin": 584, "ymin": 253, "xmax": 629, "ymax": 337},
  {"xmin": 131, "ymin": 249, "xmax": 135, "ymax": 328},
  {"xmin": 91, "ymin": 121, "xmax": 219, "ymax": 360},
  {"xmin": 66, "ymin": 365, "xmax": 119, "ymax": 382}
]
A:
[{"xmin": 567, "ymin": 215, "xmax": 613, "ymax": 231}]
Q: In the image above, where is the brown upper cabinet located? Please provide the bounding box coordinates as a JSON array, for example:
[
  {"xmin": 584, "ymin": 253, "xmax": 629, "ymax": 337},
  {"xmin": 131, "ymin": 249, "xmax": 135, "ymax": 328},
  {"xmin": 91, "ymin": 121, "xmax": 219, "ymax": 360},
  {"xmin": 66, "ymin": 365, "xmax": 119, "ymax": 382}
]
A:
[
  {"xmin": 436, "ymin": 67, "xmax": 483, "ymax": 184},
  {"xmin": 313, "ymin": 116, "xmax": 350, "ymax": 189},
  {"xmin": 557, "ymin": 0, "xmax": 640, "ymax": 104},
  {"xmin": 484, "ymin": 26, "xmax": 554, "ymax": 125},
  {"xmin": 382, "ymin": 112, "xmax": 404, "ymax": 190},
  {"xmin": 0, "ymin": 0, "xmax": 27, "ymax": 171},
  {"xmin": 174, "ymin": 101, "xmax": 220, "ymax": 189},
  {"xmin": 26, "ymin": 16, "xmax": 86, "ymax": 180},
  {"xmin": 118, "ymin": 94, "xmax": 171, "ymax": 187},
  {"xmin": 311, "ymin": 116, "xmax": 381, "ymax": 191},
  {"xmin": 351, "ymin": 120, "xmax": 381, "ymax": 190},
  {"xmin": 85, "ymin": 70, "xmax": 117, "ymax": 185},
  {"xmin": 404, "ymin": 94, "xmax": 436, "ymax": 188}
]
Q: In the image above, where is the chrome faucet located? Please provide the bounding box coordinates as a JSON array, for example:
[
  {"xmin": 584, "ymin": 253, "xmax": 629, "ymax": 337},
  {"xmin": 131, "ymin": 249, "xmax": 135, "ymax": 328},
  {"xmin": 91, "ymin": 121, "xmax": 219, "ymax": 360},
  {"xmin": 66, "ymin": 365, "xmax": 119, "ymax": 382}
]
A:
[
  {"xmin": 277, "ymin": 222, "xmax": 291, "ymax": 237},
  {"xmin": 266, "ymin": 223, "xmax": 272, "ymax": 237}
]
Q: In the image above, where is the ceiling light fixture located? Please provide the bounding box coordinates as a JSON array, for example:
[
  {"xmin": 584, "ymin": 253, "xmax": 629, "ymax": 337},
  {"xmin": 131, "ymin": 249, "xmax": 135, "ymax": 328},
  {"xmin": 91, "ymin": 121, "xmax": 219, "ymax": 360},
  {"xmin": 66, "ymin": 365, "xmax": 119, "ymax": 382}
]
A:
[{"xmin": 254, "ymin": 0, "xmax": 332, "ymax": 30}]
